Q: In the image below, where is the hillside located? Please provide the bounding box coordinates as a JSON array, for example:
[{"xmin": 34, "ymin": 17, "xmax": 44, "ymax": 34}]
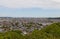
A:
[{"xmin": 0, "ymin": 23, "xmax": 60, "ymax": 39}]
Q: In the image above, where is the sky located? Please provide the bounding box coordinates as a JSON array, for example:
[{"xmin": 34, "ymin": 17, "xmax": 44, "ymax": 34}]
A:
[{"xmin": 0, "ymin": 0, "xmax": 60, "ymax": 17}]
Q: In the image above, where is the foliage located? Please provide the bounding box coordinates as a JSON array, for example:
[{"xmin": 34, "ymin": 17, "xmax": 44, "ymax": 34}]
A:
[{"xmin": 0, "ymin": 23, "xmax": 60, "ymax": 39}]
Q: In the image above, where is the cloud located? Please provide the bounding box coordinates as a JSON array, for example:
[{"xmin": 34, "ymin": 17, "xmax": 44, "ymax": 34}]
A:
[{"xmin": 0, "ymin": 0, "xmax": 60, "ymax": 9}]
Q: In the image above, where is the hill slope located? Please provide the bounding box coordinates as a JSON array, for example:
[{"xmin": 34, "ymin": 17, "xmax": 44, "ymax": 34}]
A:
[{"xmin": 0, "ymin": 23, "xmax": 60, "ymax": 39}]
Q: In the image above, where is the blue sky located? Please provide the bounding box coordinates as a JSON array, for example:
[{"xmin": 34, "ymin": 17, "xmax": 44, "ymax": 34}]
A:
[{"xmin": 0, "ymin": 0, "xmax": 60, "ymax": 17}]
